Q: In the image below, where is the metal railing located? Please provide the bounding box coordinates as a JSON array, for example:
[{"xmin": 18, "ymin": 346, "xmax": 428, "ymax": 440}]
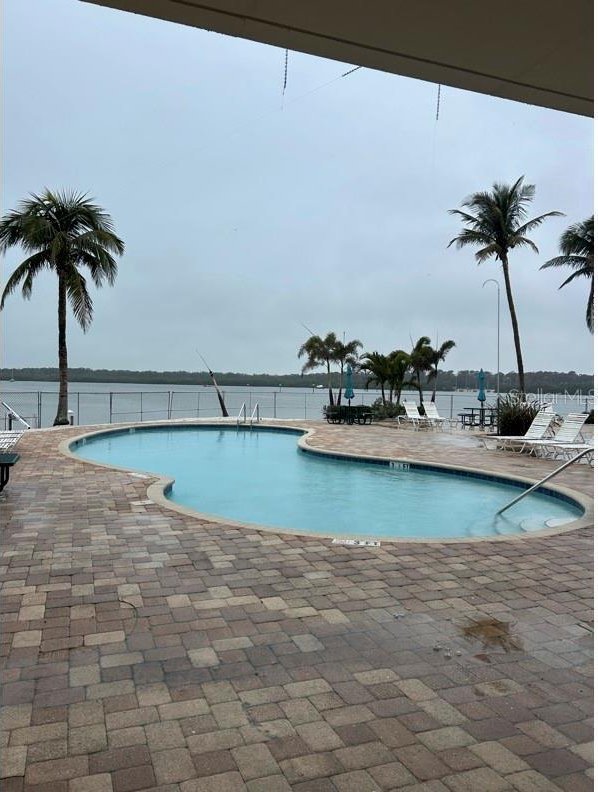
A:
[
  {"xmin": 250, "ymin": 403, "xmax": 260, "ymax": 426},
  {"xmin": 1, "ymin": 401, "xmax": 32, "ymax": 430},
  {"xmin": 0, "ymin": 388, "xmax": 593, "ymax": 430},
  {"xmin": 497, "ymin": 446, "xmax": 594, "ymax": 515},
  {"xmin": 236, "ymin": 403, "xmax": 247, "ymax": 425}
]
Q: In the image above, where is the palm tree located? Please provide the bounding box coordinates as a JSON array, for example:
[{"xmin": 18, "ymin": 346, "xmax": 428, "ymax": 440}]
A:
[
  {"xmin": 541, "ymin": 216, "xmax": 593, "ymax": 332},
  {"xmin": 298, "ymin": 332, "xmax": 338, "ymax": 406},
  {"xmin": 333, "ymin": 337, "xmax": 363, "ymax": 405},
  {"xmin": 387, "ymin": 350, "xmax": 412, "ymax": 405},
  {"xmin": 359, "ymin": 352, "xmax": 391, "ymax": 404},
  {"xmin": 449, "ymin": 176, "xmax": 562, "ymax": 394},
  {"xmin": 428, "ymin": 339, "xmax": 456, "ymax": 402},
  {"xmin": 409, "ymin": 336, "xmax": 434, "ymax": 407},
  {"xmin": 0, "ymin": 190, "xmax": 124, "ymax": 425}
]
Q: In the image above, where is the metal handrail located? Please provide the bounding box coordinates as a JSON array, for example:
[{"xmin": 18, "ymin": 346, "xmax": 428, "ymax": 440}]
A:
[
  {"xmin": 236, "ymin": 403, "xmax": 247, "ymax": 425},
  {"xmin": 250, "ymin": 403, "xmax": 260, "ymax": 426},
  {"xmin": 496, "ymin": 446, "xmax": 593, "ymax": 515},
  {"xmin": 1, "ymin": 401, "xmax": 31, "ymax": 430}
]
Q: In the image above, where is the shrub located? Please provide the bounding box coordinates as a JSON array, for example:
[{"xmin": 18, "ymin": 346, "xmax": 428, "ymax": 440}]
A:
[
  {"xmin": 585, "ymin": 410, "xmax": 594, "ymax": 424},
  {"xmin": 369, "ymin": 398, "xmax": 405, "ymax": 421},
  {"xmin": 496, "ymin": 395, "xmax": 544, "ymax": 436}
]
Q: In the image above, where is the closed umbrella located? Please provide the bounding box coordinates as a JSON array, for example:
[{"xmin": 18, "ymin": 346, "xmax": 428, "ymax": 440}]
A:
[
  {"xmin": 477, "ymin": 369, "xmax": 486, "ymax": 427},
  {"xmin": 343, "ymin": 364, "xmax": 355, "ymax": 423},
  {"xmin": 477, "ymin": 369, "xmax": 486, "ymax": 403},
  {"xmin": 344, "ymin": 364, "xmax": 355, "ymax": 405}
]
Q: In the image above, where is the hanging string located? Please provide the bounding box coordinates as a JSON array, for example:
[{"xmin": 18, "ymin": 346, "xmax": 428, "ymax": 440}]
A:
[
  {"xmin": 435, "ymin": 84, "xmax": 441, "ymax": 121},
  {"xmin": 282, "ymin": 49, "xmax": 289, "ymax": 95},
  {"xmin": 341, "ymin": 66, "xmax": 362, "ymax": 78}
]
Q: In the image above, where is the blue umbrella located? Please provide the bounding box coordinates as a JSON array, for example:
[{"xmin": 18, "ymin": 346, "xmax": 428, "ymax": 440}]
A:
[
  {"xmin": 344, "ymin": 364, "xmax": 355, "ymax": 405},
  {"xmin": 477, "ymin": 369, "xmax": 486, "ymax": 403}
]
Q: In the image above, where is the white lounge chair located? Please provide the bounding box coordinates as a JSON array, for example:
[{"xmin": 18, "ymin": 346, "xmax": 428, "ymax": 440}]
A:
[
  {"xmin": 520, "ymin": 412, "xmax": 589, "ymax": 457},
  {"xmin": 398, "ymin": 401, "xmax": 432, "ymax": 429},
  {"xmin": 480, "ymin": 408, "xmax": 554, "ymax": 451},
  {"xmin": 422, "ymin": 401, "xmax": 455, "ymax": 431},
  {"xmin": 0, "ymin": 431, "xmax": 25, "ymax": 451}
]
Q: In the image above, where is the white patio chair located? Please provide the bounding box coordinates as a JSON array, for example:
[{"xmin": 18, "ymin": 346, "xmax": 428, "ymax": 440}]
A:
[
  {"xmin": 480, "ymin": 407, "xmax": 554, "ymax": 451},
  {"xmin": 398, "ymin": 401, "xmax": 432, "ymax": 429},
  {"xmin": 0, "ymin": 430, "xmax": 26, "ymax": 451},
  {"xmin": 520, "ymin": 412, "xmax": 589, "ymax": 457},
  {"xmin": 422, "ymin": 401, "xmax": 456, "ymax": 431}
]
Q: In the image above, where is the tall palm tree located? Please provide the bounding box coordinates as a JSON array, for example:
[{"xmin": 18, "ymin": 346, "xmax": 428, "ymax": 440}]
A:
[
  {"xmin": 0, "ymin": 190, "xmax": 124, "ymax": 425},
  {"xmin": 359, "ymin": 352, "xmax": 391, "ymax": 404},
  {"xmin": 449, "ymin": 176, "xmax": 562, "ymax": 394},
  {"xmin": 409, "ymin": 336, "xmax": 433, "ymax": 406},
  {"xmin": 333, "ymin": 337, "xmax": 363, "ymax": 405},
  {"xmin": 387, "ymin": 349, "xmax": 412, "ymax": 405},
  {"xmin": 428, "ymin": 339, "xmax": 456, "ymax": 402},
  {"xmin": 541, "ymin": 216, "xmax": 594, "ymax": 332},
  {"xmin": 298, "ymin": 332, "xmax": 338, "ymax": 406}
]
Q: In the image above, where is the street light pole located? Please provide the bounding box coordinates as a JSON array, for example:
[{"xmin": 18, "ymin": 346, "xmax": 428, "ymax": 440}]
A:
[{"xmin": 483, "ymin": 279, "xmax": 500, "ymax": 399}]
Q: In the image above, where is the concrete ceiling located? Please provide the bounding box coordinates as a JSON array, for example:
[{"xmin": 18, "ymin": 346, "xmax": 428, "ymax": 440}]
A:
[{"xmin": 83, "ymin": 0, "xmax": 593, "ymax": 117}]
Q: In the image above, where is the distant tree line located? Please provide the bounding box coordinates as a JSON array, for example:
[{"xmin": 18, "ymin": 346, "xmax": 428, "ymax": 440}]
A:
[{"xmin": 1, "ymin": 367, "xmax": 592, "ymax": 394}]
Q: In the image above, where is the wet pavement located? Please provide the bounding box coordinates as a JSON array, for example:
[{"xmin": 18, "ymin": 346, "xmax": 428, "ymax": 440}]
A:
[{"xmin": 0, "ymin": 421, "xmax": 593, "ymax": 791}]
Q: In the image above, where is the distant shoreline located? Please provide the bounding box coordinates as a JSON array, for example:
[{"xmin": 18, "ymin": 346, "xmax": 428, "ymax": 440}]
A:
[{"xmin": 0, "ymin": 367, "xmax": 593, "ymax": 394}]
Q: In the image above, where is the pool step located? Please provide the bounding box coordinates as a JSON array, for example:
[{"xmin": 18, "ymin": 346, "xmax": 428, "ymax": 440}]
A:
[
  {"xmin": 519, "ymin": 518, "xmax": 545, "ymax": 533},
  {"xmin": 544, "ymin": 517, "xmax": 576, "ymax": 528}
]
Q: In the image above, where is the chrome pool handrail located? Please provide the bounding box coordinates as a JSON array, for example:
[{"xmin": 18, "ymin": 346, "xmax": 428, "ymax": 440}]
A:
[{"xmin": 496, "ymin": 447, "xmax": 593, "ymax": 515}]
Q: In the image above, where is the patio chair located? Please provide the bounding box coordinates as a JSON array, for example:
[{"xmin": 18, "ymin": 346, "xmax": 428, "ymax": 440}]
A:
[
  {"xmin": 422, "ymin": 401, "xmax": 457, "ymax": 431},
  {"xmin": 519, "ymin": 412, "xmax": 589, "ymax": 457},
  {"xmin": 479, "ymin": 408, "xmax": 554, "ymax": 451},
  {"xmin": 0, "ymin": 430, "xmax": 26, "ymax": 451},
  {"xmin": 398, "ymin": 401, "xmax": 432, "ymax": 429}
]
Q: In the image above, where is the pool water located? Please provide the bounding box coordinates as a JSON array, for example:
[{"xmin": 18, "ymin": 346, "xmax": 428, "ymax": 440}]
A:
[{"xmin": 71, "ymin": 426, "xmax": 583, "ymax": 539}]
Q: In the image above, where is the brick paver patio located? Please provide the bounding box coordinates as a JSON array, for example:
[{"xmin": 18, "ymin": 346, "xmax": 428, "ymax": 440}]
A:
[{"xmin": 0, "ymin": 421, "xmax": 593, "ymax": 791}]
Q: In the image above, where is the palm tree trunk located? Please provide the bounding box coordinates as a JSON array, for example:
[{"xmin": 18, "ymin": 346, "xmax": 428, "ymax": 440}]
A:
[
  {"xmin": 416, "ymin": 372, "xmax": 424, "ymax": 407},
  {"xmin": 431, "ymin": 365, "xmax": 438, "ymax": 402},
  {"xmin": 336, "ymin": 362, "xmax": 343, "ymax": 406},
  {"xmin": 381, "ymin": 384, "xmax": 386, "ymax": 405},
  {"xmin": 501, "ymin": 256, "xmax": 525, "ymax": 395},
  {"xmin": 326, "ymin": 362, "xmax": 334, "ymax": 406},
  {"xmin": 54, "ymin": 274, "xmax": 70, "ymax": 425},
  {"xmin": 587, "ymin": 278, "xmax": 594, "ymax": 332}
]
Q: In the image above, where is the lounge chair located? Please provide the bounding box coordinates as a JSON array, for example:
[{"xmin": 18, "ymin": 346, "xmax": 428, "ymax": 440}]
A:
[
  {"xmin": 519, "ymin": 412, "xmax": 589, "ymax": 457},
  {"xmin": 398, "ymin": 401, "xmax": 432, "ymax": 429},
  {"xmin": 0, "ymin": 430, "xmax": 26, "ymax": 451},
  {"xmin": 480, "ymin": 408, "xmax": 554, "ymax": 451},
  {"xmin": 422, "ymin": 401, "xmax": 457, "ymax": 431}
]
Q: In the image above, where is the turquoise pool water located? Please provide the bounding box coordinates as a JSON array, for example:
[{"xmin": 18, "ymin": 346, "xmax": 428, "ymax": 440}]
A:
[{"xmin": 71, "ymin": 426, "xmax": 583, "ymax": 539}]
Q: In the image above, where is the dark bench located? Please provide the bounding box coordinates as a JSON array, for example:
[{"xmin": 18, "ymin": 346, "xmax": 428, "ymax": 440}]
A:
[
  {"xmin": 323, "ymin": 405, "xmax": 373, "ymax": 425},
  {"xmin": 0, "ymin": 453, "xmax": 19, "ymax": 493}
]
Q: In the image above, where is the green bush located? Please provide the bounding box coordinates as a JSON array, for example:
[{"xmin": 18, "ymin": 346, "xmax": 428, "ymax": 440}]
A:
[
  {"xmin": 496, "ymin": 395, "xmax": 544, "ymax": 436},
  {"xmin": 369, "ymin": 398, "xmax": 405, "ymax": 421}
]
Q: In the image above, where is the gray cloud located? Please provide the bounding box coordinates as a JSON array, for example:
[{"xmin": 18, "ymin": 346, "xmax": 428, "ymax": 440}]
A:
[{"xmin": 2, "ymin": 0, "xmax": 593, "ymax": 376}]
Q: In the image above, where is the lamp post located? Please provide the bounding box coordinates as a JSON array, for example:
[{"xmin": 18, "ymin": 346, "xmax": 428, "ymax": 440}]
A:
[{"xmin": 482, "ymin": 279, "xmax": 500, "ymax": 399}]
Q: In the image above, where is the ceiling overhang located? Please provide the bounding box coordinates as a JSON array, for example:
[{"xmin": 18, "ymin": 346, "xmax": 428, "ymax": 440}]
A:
[{"xmin": 82, "ymin": 0, "xmax": 593, "ymax": 117}]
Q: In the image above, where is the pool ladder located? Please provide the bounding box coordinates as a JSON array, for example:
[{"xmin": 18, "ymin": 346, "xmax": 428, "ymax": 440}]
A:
[{"xmin": 236, "ymin": 402, "xmax": 260, "ymax": 428}]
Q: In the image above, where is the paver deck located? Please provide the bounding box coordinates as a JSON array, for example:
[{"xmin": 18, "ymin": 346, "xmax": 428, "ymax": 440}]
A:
[{"xmin": 0, "ymin": 421, "xmax": 593, "ymax": 791}]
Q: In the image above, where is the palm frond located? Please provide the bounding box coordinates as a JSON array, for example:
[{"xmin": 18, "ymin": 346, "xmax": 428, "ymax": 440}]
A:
[
  {"xmin": 556, "ymin": 270, "xmax": 589, "ymax": 288},
  {"xmin": 0, "ymin": 253, "xmax": 50, "ymax": 308},
  {"xmin": 65, "ymin": 269, "xmax": 93, "ymax": 331}
]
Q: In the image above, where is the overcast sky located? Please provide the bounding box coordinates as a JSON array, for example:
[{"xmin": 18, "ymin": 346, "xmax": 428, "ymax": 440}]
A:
[{"xmin": 2, "ymin": 0, "xmax": 594, "ymax": 376}]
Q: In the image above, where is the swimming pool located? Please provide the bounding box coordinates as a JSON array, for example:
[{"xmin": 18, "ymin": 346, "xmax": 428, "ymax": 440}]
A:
[{"xmin": 70, "ymin": 425, "xmax": 584, "ymax": 540}]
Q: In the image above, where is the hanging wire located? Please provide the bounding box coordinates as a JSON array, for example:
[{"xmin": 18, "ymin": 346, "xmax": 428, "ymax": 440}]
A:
[
  {"xmin": 341, "ymin": 66, "xmax": 362, "ymax": 78},
  {"xmin": 435, "ymin": 84, "xmax": 441, "ymax": 121},
  {"xmin": 282, "ymin": 49, "xmax": 289, "ymax": 95}
]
